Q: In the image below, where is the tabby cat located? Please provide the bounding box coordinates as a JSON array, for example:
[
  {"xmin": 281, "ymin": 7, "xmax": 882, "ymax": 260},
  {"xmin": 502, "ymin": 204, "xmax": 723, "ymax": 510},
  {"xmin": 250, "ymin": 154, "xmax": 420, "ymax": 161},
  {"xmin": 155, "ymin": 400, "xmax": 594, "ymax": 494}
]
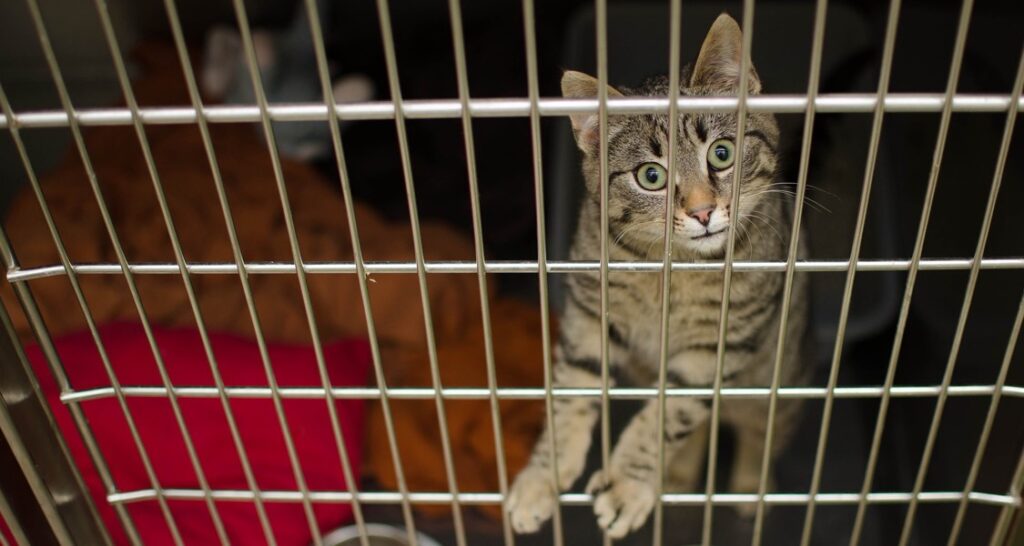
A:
[{"xmin": 506, "ymin": 13, "xmax": 810, "ymax": 539}]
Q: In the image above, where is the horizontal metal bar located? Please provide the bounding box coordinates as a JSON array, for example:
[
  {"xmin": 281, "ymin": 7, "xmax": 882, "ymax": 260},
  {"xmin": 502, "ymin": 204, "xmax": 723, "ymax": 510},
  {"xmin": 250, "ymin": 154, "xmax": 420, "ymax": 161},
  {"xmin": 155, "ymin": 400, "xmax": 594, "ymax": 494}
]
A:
[
  {"xmin": 2, "ymin": 94, "xmax": 1023, "ymax": 129},
  {"xmin": 59, "ymin": 384, "xmax": 1024, "ymax": 404},
  {"xmin": 106, "ymin": 489, "xmax": 1019, "ymax": 508},
  {"xmin": 7, "ymin": 257, "xmax": 1024, "ymax": 283}
]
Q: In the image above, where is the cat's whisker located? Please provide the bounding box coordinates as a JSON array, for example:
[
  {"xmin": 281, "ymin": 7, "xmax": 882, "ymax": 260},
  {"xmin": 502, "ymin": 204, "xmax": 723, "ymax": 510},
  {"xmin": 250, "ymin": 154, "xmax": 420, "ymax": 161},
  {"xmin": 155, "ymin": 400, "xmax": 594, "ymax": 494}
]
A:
[
  {"xmin": 767, "ymin": 190, "xmax": 833, "ymax": 214},
  {"xmin": 743, "ymin": 211, "xmax": 785, "ymax": 246},
  {"xmin": 644, "ymin": 233, "xmax": 664, "ymax": 261},
  {"xmin": 755, "ymin": 187, "xmax": 833, "ymax": 212},
  {"xmin": 773, "ymin": 181, "xmax": 840, "ymax": 200},
  {"xmin": 733, "ymin": 217, "xmax": 754, "ymax": 250},
  {"xmin": 743, "ymin": 188, "xmax": 832, "ymax": 214},
  {"xmin": 800, "ymin": 196, "xmax": 833, "ymax": 214},
  {"xmin": 612, "ymin": 220, "xmax": 665, "ymax": 247},
  {"xmin": 739, "ymin": 213, "xmax": 768, "ymax": 246}
]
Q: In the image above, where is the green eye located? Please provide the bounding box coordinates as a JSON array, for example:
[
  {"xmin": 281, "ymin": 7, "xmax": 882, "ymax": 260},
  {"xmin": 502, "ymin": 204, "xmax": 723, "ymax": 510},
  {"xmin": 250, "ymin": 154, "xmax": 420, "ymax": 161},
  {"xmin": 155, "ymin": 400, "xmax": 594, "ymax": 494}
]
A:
[
  {"xmin": 707, "ymin": 138, "xmax": 735, "ymax": 170},
  {"xmin": 635, "ymin": 162, "xmax": 668, "ymax": 190}
]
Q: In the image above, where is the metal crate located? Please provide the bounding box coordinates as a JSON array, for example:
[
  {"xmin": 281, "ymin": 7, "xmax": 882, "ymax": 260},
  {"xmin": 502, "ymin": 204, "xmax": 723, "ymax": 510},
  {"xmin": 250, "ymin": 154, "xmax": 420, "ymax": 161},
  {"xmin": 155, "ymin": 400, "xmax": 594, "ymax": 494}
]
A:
[{"xmin": 0, "ymin": 0, "xmax": 1022, "ymax": 545}]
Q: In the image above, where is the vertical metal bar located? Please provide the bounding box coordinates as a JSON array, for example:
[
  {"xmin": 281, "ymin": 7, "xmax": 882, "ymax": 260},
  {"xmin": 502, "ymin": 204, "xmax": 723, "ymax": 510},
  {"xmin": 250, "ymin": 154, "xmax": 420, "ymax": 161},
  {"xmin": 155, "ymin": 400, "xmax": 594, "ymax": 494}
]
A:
[
  {"xmin": 445, "ymin": 2, "xmax": 514, "ymax": 545},
  {"xmin": 802, "ymin": 0, "xmax": 910, "ymax": 542},
  {"xmin": 372, "ymin": 1, "xmax": 468, "ymax": 544},
  {"xmin": 223, "ymin": 0, "xmax": 370, "ymax": 543},
  {"xmin": 520, "ymin": 1, "xmax": 564, "ymax": 544},
  {"xmin": 651, "ymin": 1, "xmax": 682, "ymax": 545},
  {"xmin": 595, "ymin": 2, "xmax": 612, "ymax": 544},
  {"xmin": 844, "ymin": 1, "xmax": 905, "ymax": 542},
  {"xmin": 703, "ymin": 2, "xmax": 755, "ymax": 544},
  {"xmin": 896, "ymin": 8, "xmax": 1002, "ymax": 544},
  {"xmin": 20, "ymin": 1, "xmax": 191, "ymax": 541},
  {"xmin": 90, "ymin": 2, "xmax": 240, "ymax": 542},
  {"xmin": 301, "ymin": 1, "xmax": 417, "ymax": 544},
  {"xmin": 299, "ymin": 3, "xmax": 386, "ymax": 546},
  {"xmin": 849, "ymin": 1, "xmax": 973, "ymax": 544},
  {"xmin": 944, "ymin": 45, "xmax": 1024, "ymax": 546},
  {"xmin": 158, "ymin": 1, "xmax": 285, "ymax": 543},
  {"xmin": 990, "ymin": 448, "xmax": 1024, "ymax": 546},
  {"xmin": 749, "ymin": 1, "xmax": 827, "ymax": 544}
]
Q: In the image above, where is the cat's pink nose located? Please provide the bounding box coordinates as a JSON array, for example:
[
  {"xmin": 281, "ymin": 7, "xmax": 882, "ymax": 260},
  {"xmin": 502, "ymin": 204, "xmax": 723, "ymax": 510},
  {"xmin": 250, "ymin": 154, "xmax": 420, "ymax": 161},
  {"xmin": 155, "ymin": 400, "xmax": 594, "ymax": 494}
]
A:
[{"xmin": 688, "ymin": 205, "xmax": 714, "ymax": 226}]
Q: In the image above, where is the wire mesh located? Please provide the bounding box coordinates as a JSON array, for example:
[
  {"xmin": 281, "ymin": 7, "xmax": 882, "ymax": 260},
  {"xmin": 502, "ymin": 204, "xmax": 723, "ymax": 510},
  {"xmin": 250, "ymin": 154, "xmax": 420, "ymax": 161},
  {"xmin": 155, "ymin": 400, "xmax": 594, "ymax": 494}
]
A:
[{"xmin": 0, "ymin": 0, "xmax": 1022, "ymax": 544}]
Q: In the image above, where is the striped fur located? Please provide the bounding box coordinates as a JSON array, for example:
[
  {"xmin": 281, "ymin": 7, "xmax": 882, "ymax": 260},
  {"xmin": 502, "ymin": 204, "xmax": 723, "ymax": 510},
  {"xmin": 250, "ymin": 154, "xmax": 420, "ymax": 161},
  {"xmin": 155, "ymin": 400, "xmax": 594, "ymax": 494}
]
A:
[{"xmin": 507, "ymin": 14, "xmax": 811, "ymax": 538}]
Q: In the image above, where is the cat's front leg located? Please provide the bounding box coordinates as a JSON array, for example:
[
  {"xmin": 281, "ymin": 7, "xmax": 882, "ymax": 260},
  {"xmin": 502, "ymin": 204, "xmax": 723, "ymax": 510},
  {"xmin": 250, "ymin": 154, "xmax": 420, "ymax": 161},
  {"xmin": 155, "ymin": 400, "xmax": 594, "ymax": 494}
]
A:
[
  {"xmin": 508, "ymin": 276, "xmax": 631, "ymax": 533},
  {"xmin": 507, "ymin": 345, "xmax": 617, "ymax": 533},
  {"xmin": 587, "ymin": 395, "xmax": 710, "ymax": 538}
]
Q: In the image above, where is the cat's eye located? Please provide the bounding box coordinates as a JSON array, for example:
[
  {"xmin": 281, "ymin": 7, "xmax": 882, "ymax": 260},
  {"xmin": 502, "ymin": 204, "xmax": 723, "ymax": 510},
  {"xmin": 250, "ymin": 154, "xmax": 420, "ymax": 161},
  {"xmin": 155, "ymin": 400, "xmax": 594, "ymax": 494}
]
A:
[
  {"xmin": 707, "ymin": 138, "xmax": 735, "ymax": 170},
  {"xmin": 634, "ymin": 162, "xmax": 668, "ymax": 191}
]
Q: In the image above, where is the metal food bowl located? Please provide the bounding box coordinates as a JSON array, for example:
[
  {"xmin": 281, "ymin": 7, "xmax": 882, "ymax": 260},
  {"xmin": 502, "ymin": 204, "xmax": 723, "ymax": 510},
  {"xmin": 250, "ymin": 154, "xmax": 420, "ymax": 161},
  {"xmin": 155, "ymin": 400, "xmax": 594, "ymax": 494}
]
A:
[{"xmin": 321, "ymin": 523, "xmax": 443, "ymax": 546}]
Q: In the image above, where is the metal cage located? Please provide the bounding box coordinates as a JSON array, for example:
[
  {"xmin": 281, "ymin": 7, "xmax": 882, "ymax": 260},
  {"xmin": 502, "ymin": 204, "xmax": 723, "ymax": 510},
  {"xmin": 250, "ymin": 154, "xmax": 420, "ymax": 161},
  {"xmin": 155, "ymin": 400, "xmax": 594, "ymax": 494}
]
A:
[{"xmin": 0, "ymin": 0, "xmax": 1022, "ymax": 545}]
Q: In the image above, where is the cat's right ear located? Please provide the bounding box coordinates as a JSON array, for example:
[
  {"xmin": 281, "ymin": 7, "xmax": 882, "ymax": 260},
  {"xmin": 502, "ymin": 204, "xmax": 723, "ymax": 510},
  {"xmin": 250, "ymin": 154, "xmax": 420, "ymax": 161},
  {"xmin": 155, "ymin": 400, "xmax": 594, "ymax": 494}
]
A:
[
  {"xmin": 561, "ymin": 70, "xmax": 623, "ymax": 153},
  {"xmin": 690, "ymin": 13, "xmax": 761, "ymax": 93}
]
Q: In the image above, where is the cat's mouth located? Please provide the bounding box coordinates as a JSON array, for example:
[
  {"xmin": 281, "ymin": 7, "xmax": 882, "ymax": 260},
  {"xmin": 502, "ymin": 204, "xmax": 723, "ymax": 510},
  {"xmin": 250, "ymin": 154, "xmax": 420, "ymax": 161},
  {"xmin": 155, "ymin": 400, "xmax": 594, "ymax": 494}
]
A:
[{"xmin": 691, "ymin": 228, "xmax": 726, "ymax": 240}]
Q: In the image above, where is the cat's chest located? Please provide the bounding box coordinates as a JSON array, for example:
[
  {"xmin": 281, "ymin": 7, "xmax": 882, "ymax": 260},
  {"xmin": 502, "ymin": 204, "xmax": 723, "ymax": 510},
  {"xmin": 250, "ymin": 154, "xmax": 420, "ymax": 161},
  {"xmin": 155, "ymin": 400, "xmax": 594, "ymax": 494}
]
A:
[{"xmin": 609, "ymin": 270, "xmax": 724, "ymax": 348}]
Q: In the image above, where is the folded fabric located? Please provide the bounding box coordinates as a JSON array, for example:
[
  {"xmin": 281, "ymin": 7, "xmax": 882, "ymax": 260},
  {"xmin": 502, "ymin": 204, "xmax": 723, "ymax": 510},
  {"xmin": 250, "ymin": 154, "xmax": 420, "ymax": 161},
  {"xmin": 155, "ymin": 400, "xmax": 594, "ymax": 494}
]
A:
[{"xmin": 26, "ymin": 323, "xmax": 371, "ymax": 546}]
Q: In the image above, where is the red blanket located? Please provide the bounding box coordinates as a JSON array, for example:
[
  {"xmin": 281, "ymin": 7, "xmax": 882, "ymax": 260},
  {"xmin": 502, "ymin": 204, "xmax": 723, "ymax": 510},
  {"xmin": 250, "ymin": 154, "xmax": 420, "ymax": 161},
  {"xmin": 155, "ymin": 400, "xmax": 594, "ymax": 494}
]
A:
[{"xmin": 27, "ymin": 323, "xmax": 370, "ymax": 546}]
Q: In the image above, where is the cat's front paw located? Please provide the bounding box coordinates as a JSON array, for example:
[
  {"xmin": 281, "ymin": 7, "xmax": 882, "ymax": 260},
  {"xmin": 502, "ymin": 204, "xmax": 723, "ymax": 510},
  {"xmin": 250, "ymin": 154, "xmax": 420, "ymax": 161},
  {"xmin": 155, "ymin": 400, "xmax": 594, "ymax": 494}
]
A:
[
  {"xmin": 586, "ymin": 469, "xmax": 657, "ymax": 539},
  {"xmin": 507, "ymin": 466, "xmax": 558, "ymax": 534}
]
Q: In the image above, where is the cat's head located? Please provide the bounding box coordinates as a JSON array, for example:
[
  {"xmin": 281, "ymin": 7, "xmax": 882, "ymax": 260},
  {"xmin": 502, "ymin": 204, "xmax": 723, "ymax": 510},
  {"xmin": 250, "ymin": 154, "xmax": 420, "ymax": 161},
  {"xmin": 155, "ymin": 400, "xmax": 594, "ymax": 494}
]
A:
[{"xmin": 564, "ymin": 13, "xmax": 779, "ymax": 258}]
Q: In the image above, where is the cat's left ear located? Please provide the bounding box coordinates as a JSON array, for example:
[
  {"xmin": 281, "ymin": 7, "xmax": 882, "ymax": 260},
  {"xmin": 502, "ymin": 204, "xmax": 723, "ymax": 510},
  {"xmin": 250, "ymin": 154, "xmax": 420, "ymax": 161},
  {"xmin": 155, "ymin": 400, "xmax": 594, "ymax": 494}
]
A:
[
  {"xmin": 561, "ymin": 70, "xmax": 624, "ymax": 153},
  {"xmin": 690, "ymin": 13, "xmax": 761, "ymax": 94}
]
